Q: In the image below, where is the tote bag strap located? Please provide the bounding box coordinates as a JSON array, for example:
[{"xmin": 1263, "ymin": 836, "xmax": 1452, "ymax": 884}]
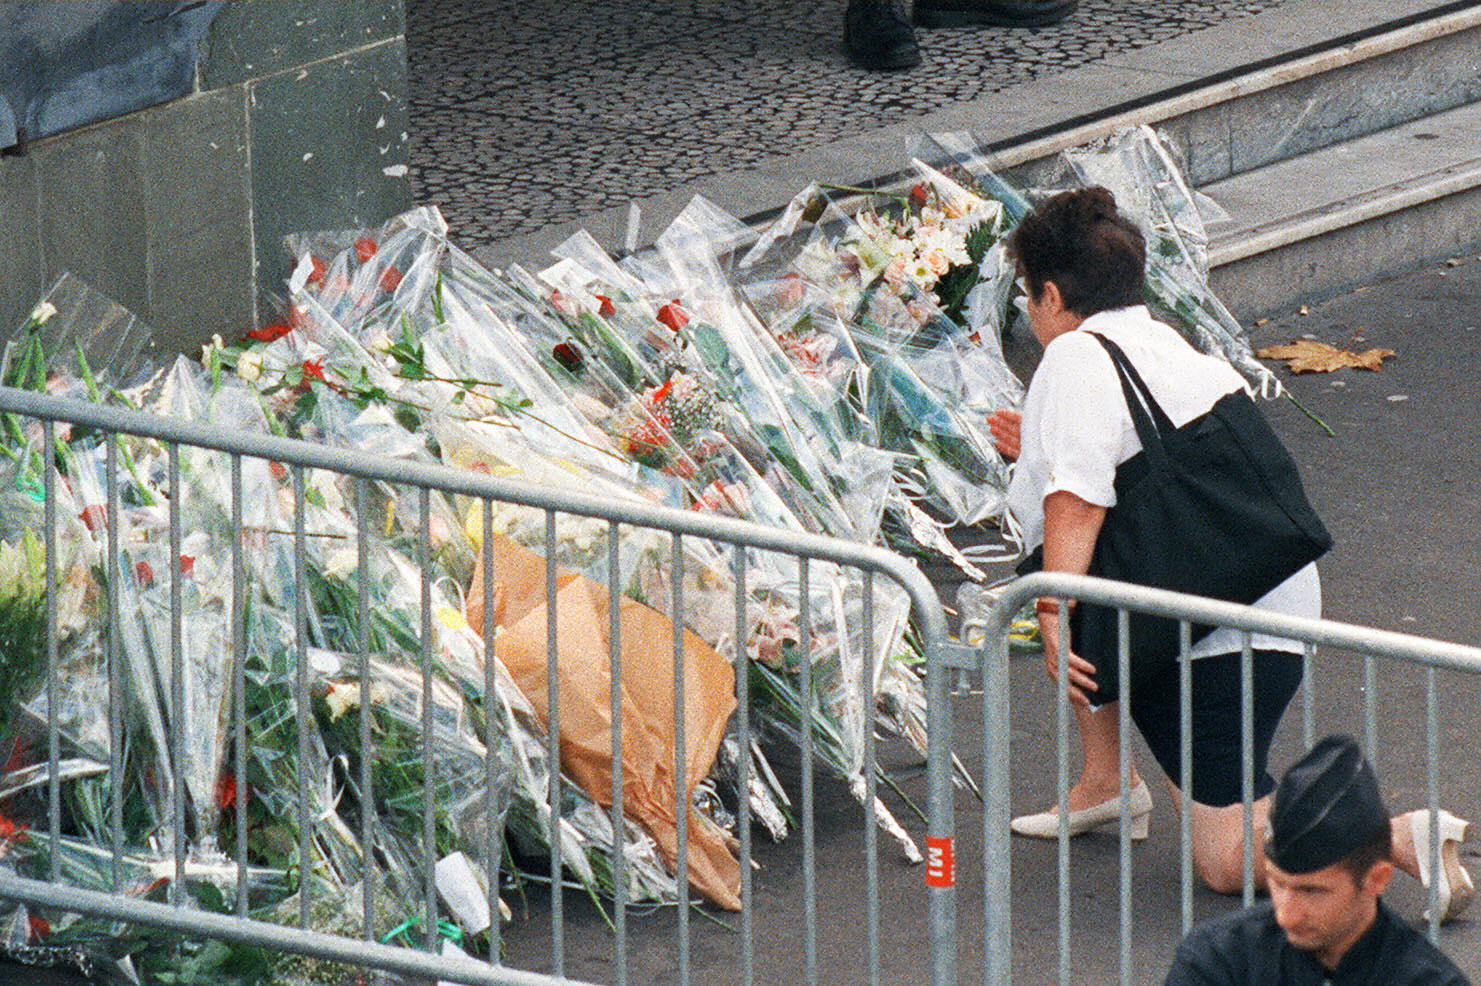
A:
[{"xmin": 1085, "ymin": 332, "xmax": 1179, "ymax": 473}]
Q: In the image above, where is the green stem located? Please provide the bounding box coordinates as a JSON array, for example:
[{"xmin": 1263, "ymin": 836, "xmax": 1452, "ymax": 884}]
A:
[
  {"xmin": 1283, "ymin": 390, "xmax": 1335, "ymax": 437},
  {"xmin": 876, "ymin": 766, "xmax": 926, "ymax": 825},
  {"xmin": 692, "ymin": 902, "xmax": 737, "ymax": 933},
  {"xmin": 818, "ymin": 183, "xmax": 909, "ymax": 205}
]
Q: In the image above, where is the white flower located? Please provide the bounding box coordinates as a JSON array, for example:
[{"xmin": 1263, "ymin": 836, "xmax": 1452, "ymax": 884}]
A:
[
  {"xmin": 367, "ymin": 331, "xmax": 392, "ymax": 353},
  {"xmin": 907, "ymin": 257, "xmax": 938, "ymax": 287},
  {"xmin": 200, "ymin": 333, "xmax": 226, "ymax": 364},
  {"xmin": 324, "ymin": 681, "xmax": 390, "ymax": 720},
  {"xmin": 237, "ymin": 351, "xmax": 263, "ymax": 382},
  {"xmin": 28, "ymin": 301, "xmax": 57, "ymax": 326},
  {"xmin": 322, "ymin": 548, "xmax": 358, "ymax": 579}
]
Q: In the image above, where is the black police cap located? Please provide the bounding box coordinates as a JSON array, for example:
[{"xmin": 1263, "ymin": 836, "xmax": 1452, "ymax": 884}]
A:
[{"xmin": 1268, "ymin": 735, "xmax": 1388, "ymax": 875}]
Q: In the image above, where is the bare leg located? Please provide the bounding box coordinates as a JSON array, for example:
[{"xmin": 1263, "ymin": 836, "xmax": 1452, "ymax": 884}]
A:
[
  {"xmin": 1184, "ymin": 791, "xmax": 1273, "ymax": 895},
  {"xmin": 1061, "ymin": 701, "xmax": 1142, "ymax": 812}
]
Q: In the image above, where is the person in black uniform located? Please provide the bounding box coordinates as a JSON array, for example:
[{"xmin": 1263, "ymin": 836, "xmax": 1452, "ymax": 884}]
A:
[
  {"xmin": 844, "ymin": 0, "xmax": 1078, "ymax": 71},
  {"xmin": 1165, "ymin": 736, "xmax": 1471, "ymax": 986}
]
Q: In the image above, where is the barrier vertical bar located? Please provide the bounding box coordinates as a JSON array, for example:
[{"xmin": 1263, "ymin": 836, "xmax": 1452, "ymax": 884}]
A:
[
  {"xmin": 170, "ymin": 443, "xmax": 185, "ymax": 906},
  {"xmin": 1056, "ymin": 597, "xmax": 1071, "ymax": 986},
  {"xmin": 43, "ymin": 420, "xmax": 60, "ymax": 884},
  {"xmin": 862, "ymin": 572, "xmax": 880, "ymax": 986},
  {"xmin": 1425, "ymin": 667, "xmax": 1440, "ymax": 940},
  {"xmin": 983, "ymin": 603, "xmax": 1011, "ymax": 986},
  {"xmin": 419, "ymin": 487, "xmax": 437, "ymax": 953},
  {"xmin": 1178, "ymin": 622, "xmax": 1193, "ymax": 935},
  {"xmin": 357, "ymin": 481, "xmax": 375, "ymax": 939},
  {"xmin": 930, "ymin": 585, "xmax": 958, "ymax": 986},
  {"xmin": 545, "ymin": 510, "xmax": 564, "ymax": 977},
  {"xmin": 292, "ymin": 465, "xmax": 311, "ymax": 926},
  {"xmin": 1301, "ymin": 643, "xmax": 1314, "ymax": 750},
  {"xmin": 671, "ymin": 533, "xmax": 690, "ymax": 986},
  {"xmin": 107, "ymin": 436, "xmax": 123, "ymax": 893},
  {"xmin": 799, "ymin": 557, "xmax": 817, "ymax": 986},
  {"xmin": 232, "ymin": 455, "xmax": 248, "ymax": 916},
  {"xmin": 1240, "ymin": 634, "xmax": 1255, "ymax": 908},
  {"xmin": 1117, "ymin": 610, "xmax": 1132, "ymax": 986},
  {"xmin": 1363, "ymin": 655, "xmax": 1377, "ymax": 759},
  {"xmin": 482, "ymin": 498, "xmax": 502, "ymax": 964},
  {"xmin": 733, "ymin": 548, "xmax": 753, "ymax": 986},
  {"xmin": 609, "ymin": 521, "xmax": 627, "ymax": 986}
]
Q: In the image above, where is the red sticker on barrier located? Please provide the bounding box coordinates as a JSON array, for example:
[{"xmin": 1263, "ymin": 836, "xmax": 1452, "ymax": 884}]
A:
[{"xmin": 925, "ymin": 835, "xmax": 955, "ymax": 888}]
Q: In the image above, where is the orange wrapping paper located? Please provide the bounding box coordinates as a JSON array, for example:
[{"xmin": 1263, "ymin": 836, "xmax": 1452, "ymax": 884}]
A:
[{"xmin": 467, "ymin": 534, "xmax": 741, "ymax": 909}]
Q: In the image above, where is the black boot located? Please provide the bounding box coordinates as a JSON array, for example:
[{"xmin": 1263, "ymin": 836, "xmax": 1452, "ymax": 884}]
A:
[
  {"xmin": 845, "ymin": 0, "xmax": 922, "ymax": 71},
  {"xmin": 913, "ymin": 0, "xmax": 1077, "ymax": 28}
]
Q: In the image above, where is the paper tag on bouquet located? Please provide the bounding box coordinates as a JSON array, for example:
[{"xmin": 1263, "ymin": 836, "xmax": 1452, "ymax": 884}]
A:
[
  {"xmin": 289, "ymin": 253, "xmax": 316, "ymax": 294},
  {"xmin": 435, "ymin": 851, "xmax": 490, "ymax": 935}
]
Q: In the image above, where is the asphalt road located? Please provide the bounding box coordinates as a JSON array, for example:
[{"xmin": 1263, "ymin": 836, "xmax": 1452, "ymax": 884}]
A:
[{"xmin": 6, "ymin": 256, "xmax": 1480, "ymax": 983}]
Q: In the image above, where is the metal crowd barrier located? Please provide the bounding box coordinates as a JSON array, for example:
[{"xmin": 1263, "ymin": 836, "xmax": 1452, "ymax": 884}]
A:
[
  {"xmin": 937, "ymin": 570, "xmax": 1481, "ymax": 986},
  {"xmin": 0, "ymin": 385, "xmax": 955, "ymax": 986}
]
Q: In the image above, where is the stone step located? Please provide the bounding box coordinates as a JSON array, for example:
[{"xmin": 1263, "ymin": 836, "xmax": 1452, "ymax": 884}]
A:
[
  {"xmin": 986, "ymin": 1, "xmax": 1481, "ymax": 192},
  {"xmin": 1207, "ymin": 98, "xmax": 1481, "ymax": 321}
]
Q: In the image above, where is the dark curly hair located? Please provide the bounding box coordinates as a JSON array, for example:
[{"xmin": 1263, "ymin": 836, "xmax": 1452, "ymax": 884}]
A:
[{"xmin": 1005, "ymin": 186, "xmax": 1146, "ymax": 317}]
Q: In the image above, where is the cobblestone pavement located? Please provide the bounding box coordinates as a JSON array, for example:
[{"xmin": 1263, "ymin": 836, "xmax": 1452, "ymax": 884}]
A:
[{"xmin": 406, "ymin": 0, "xmax": 1296, "ymax": 246}]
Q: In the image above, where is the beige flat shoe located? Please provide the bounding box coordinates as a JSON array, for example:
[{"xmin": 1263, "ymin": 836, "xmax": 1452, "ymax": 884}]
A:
[
  {"xmin": 1412, "ymin": 809, "xmax": 1474, "ymax": 923},
  {"xmin": 1011, "ymin": 779, "xmax": 1153, "ymax": 840}
]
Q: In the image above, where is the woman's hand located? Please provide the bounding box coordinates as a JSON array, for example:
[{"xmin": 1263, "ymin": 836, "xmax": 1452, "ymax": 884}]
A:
[
  {"xmin": 1038, "ymin": 490, "xmax": 1109, "ymax": 708},
  {"xmin": 1040, "ymin": 624, "xmax": 1099, "ymax": 709},
  {"xmin": 988, "ymin": 408, "xmax": 1022, "ymax": 461}
]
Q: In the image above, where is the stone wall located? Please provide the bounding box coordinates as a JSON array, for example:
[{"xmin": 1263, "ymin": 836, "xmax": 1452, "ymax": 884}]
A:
[{"xmin": 0, "ymin": 0, "xmax": 411, "ymax": 356}]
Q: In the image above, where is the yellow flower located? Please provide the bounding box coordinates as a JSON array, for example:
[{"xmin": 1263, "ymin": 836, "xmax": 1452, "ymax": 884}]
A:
[
  {"xmin": 436, "ymin": 606, "xmax": 469, "ymax": 632},
  {"xmin": 237, "ymin": 351, "xmax": 263, "ymax": 383}
]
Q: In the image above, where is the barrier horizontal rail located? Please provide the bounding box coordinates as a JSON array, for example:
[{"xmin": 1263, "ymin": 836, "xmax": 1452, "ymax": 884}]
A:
[
  {"xmin": 0, "ymin": 873, "xmax": 597, "ymax": 986},
  {"xmin": 960, "ymin": 570, "xmax": 1481, "ymax": 986},
  {"xmin": 988, "ymin": 573, "xmax": 1481, "ymax": 675},
  {"xmin": 0, "ymin": 384, "xmax": 957, "ymax": 986}
]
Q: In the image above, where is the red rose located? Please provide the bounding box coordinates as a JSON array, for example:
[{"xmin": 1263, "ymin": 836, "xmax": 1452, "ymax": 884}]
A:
[
  {"xmin": 379, "ymin": 266, "xmax": 403, "ymax": 293},
  {"xmin": 595, "ymin": 295, "xmax": 616, "ymax": 317},
  {"xmin": 269, "ymin": 462, "xmax": 289, "ymax": 482},
  {"xmin": 216, "ymin": 773, "xmax": 239, "ymax": 810},
  {"xmin": 27, "ymin": 914, "xmax": 49, "ymax": 940},
  {"xmin": 551, "ymin": 341, "xmax": 583, "ymax": 372},
  {"xmin": 78, "ymin": 504, "xmax": 107, "ymax": 532},
  {"xmin": 179, "ymin": 555, "xmax": 195, "ymax": 577},
  {"xmin": 656, "ymin": 302, "xmax": 688, "ymax": 332},
  {"xmin": 246, "ymin": 322, "xmax": 292, "ymax": 343},
  {"xmin": 307, "ymin": 255, "xmax": 327, "ymax": 285},
  {"xmin": 133, "ymin": 560, "xmax": 154, "ymax": 586},
  {"xmin": 2, "ymin": 739, "xmax": 31, "ymax": 774},
  {"xmin": 354, "ymin": 237, "xmax": 378, "ymax": 263},
  {"xmin": 301, "ymin": 359, "xmax": 326, "ymax": 382},
  {"xmin": 0, "ymin": 813, "xmax": 28, "ymax": 843},
  {"xmin": 909, "ymin": 182, "xmax": 929, "ymax": 208}
]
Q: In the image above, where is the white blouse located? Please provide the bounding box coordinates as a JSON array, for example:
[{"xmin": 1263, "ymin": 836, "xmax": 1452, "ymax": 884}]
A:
[{"xmin": 1006, "ymin": 305, "xmax": 1320, "ymax": 658}]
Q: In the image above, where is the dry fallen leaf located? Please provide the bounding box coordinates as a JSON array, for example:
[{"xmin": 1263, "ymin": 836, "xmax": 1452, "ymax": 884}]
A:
[{"xmin": 1256, "ymin": 339, "xmax": 1397, "ymax": 374}]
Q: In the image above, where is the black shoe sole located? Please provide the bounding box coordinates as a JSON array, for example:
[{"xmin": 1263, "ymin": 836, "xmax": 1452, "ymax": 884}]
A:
[{"xmin": 913, "ymin": 0, "xmax": 1076, "ymax": 28}]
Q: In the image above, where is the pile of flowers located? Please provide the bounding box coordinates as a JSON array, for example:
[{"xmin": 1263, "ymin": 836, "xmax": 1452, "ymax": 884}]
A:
[{"xmin": 0, "ymin": 126, "xmax": 1273, "ymax": 984}]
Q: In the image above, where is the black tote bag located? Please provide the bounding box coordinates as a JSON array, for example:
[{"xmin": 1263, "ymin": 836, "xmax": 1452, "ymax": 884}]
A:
[{"xmin": 1017, "ymin": 333, "xmax": 1332, "ymax": 703}]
